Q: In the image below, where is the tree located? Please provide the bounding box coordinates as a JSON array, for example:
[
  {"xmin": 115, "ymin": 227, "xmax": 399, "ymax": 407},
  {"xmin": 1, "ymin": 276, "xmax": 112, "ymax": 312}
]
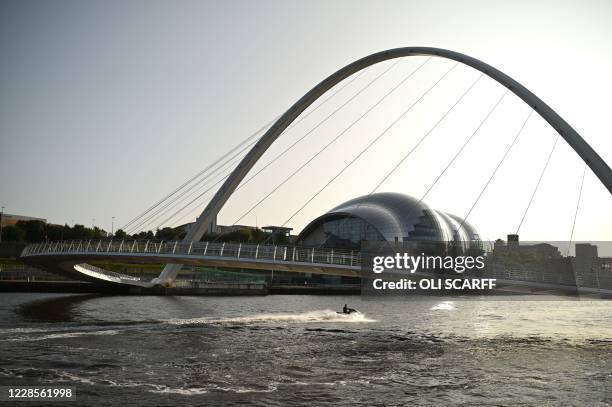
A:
[
  {"xmin": 15, "ymin": 220, "xmax": 46, "ymax": 242},
  {"xmin": 46, "ymin": 224, "xmax": 65, "ymax": 241},
  {"xmin": 251, "ymin": 228, "xmax": 266, "ymax": 243},
  {"xmin": 68, "ymin": 224, "xmax": 92, "ymax": 240},
  {"xmin": 218, "ymin": 229, "xmax": 252, "ymax": 243},
  {"xmin": 114, "ymin": 229, "xmax": 127, "ymax": 239},
  {"xmin": 1, "ymin": 225, "xmax": 26, "ymax": 242},
  {"xmin": 92, "ymin": 226, "xmax": 107, "ymax": 239},
  {"xmin": 133, "ymin": 230, "xmax": 154, "ymax": 240},
  {"xmin": 156, "ymin": 227, "xmax": 180, "ymax": 241}
]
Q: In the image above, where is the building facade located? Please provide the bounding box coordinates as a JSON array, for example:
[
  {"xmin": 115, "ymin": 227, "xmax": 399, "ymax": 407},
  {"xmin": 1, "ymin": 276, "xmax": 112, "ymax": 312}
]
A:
[
  {"xmin": 0, "ymin": 213, "xmax": 47, "ymax": 227},
  {"xmin": 297, "ymin": 192, "xmax": 481, "ymax": 252}
]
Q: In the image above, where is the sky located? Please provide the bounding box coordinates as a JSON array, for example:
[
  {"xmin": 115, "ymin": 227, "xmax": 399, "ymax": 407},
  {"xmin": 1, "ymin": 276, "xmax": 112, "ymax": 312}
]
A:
[{"xmin": 0, "ymin": 0, "xmax": 611, "ymax": 242}]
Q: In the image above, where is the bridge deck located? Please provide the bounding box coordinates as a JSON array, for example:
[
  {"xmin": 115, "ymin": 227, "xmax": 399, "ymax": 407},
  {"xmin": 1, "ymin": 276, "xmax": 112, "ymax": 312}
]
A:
[{"xmin": 20, "ymin": 240, "xmax": 362, "ymax": 287}]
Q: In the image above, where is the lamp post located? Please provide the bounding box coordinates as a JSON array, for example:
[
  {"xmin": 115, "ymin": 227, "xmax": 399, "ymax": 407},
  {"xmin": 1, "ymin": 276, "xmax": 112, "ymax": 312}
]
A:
[
  {"xmin": 0, "ymin": 206, "xmax": 4, "ymax": 244},
  {"xmin": 111, "ymin": 217, "xmax": 115, "ymax": 237}
]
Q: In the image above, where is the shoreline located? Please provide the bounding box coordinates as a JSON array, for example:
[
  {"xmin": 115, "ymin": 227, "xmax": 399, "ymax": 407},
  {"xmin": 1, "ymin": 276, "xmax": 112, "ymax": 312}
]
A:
[{"xmin": 0, "ymin": 280, "xmax": 361, "ymax": 296}]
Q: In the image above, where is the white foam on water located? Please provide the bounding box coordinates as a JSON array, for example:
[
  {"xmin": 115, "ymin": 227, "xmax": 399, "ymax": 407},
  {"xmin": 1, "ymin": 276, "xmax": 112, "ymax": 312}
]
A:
[
  {"xmin": 431, "ymin": 301, "xmax": 455, "ymax": 311},
  {"xmin": 59, "ymin": 376, "xmax": 274, "ymax": 395},
  {"xmin": 148, "ymin": 385, "xmax": 210, "ymax": 395},
  {"xmin": 165, "ymin": 309, "xmax": 376, "ymax": 326},
  {"xmin": 50, "ymin": 373, "xmax": 205, "ymax": 395},
  {"xmin": 206, "ymin": 384, "xmax": 278, "ymax": 394},
  {"xmin": 0, "ymin": 327, "xmax": 56, "ymax": 334},
  {"xmin": 53, "ymin": 371, "xmax": 96, "ymax": 385},
  {"xmin": 4, "ymin": 329, "xmax": 118, "ymax": 342}
]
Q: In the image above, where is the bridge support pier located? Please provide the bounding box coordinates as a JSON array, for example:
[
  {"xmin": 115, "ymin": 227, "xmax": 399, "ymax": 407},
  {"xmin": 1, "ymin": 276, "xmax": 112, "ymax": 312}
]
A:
[{"xmin": 154, "ymin": 263, "xmax": 183, "ymax": 287}]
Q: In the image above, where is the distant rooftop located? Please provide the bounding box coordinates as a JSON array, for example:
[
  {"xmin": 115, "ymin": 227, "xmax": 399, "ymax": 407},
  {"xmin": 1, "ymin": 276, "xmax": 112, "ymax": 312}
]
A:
[
  {"xmin": 262, "ymin": 226, "xmax": 293, "ymax": 236},
  {"xmin": 1, "ymin": 213, "xmax": 47, "ymax": 227}
]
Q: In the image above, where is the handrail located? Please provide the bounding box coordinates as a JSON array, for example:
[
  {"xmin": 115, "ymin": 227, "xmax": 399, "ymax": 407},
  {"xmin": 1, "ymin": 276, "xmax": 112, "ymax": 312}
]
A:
[{"xmin": 20, "ymin": 239, "xmax": 363, "ymax": 268}]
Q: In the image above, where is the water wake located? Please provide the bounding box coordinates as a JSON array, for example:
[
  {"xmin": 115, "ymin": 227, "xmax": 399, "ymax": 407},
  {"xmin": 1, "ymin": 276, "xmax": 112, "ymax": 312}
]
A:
[
  {"xmin": 3, "ymin": 329, "xmax": 119, "ymax": 342},
  {"xmin": 431, "ymin": 301, "xmax": 455, "ymax": 311},
  {"xmin": 166, "ymin": 310, "xmax": 376, "ymax": 325}
]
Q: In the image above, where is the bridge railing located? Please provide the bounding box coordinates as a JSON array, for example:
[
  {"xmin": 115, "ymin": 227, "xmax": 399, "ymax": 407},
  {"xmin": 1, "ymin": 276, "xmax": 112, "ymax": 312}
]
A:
[{"xmin": 21, "ymin": 239, "xmax": 362, "ymax": 268}]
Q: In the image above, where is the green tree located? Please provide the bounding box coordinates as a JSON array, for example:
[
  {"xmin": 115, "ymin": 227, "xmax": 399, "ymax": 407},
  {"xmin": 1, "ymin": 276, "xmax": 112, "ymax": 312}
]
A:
[
  {"xmin": 92, "ymin": 226, "xmax": 107, "ymax": 239},
  {"xmin": 251, "ymin": 228, "xmax": 266, "ymax": 243},
  {"xmin": 46, "ymin": 224, "xmax": 65, "ymax": 240},
  {"xmin": 218, "ymin": 229, "xmax": 252, "ymax": 243},
  {"xmin": 156, "ymin": 227, "xmax": 180, "ymax": 241},
  {"xmin": 1, "ymin": 225, "xmax": 26, "ymax": 242},
  {"xmin": 68, "ymin": 224, "xmax": 92, "ymax": 240},
  {"xmin": 15, "ymin": 220, "xmax": 46, "ymax": 242},
  {"xmin": 200, "ymin": 232, "xmax": 218, "ymax": 242},
  {"xmin": 133, "ymin": 230, "xmax": 154, "ymax": 240},
  {"xmin": 61, "ymin": 224, "xmax": 75, "ymax": 239},
  {"xmin": 114, "ymin": 229, "xmax": 128, "ymax": 239}
]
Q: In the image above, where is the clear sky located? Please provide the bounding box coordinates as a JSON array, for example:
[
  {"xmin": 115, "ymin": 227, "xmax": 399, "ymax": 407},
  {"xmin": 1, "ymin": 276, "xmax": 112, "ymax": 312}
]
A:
[{"xmin": 1, "ymin": 0, "xmax": 610, "ymax": 242}]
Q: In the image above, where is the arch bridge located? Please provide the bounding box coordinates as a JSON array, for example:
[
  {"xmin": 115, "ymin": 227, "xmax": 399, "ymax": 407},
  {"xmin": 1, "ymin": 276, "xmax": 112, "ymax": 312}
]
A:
[{"xmin": 20, "ymin": 47, "xmax": 612, "ymax": 287}]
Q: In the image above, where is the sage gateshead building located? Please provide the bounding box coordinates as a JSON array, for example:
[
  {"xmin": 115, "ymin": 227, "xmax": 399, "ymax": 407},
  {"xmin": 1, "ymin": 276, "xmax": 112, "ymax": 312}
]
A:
[{"xmin": 297, "ymin": 192, "xmax": 482, "ymax": 254}]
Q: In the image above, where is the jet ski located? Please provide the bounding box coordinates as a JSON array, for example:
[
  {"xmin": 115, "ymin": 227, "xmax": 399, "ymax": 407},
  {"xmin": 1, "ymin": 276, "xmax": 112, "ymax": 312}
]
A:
[{"xmin": 338, "ymin": 305, "xmax": 358, "ymax": 315}]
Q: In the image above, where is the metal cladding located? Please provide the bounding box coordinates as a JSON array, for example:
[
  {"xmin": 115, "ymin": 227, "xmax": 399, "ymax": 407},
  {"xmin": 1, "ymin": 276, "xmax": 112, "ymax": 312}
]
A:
[{"xmin": 298, "ymin": 192, "xmax": 480, "ymax": 249}]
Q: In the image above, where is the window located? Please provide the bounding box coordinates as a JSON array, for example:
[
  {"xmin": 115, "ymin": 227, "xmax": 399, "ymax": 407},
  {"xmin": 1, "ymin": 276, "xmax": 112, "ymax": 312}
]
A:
[{"xmin": 322, "ymin": 216, "xmax": 384, "ymax": 247}]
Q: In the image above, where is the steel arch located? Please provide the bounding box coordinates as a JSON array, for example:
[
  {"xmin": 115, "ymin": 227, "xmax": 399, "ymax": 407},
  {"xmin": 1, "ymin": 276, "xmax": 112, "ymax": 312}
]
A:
[{"xmin": 156, "ymin": 47, "xmax": 612, "ymax": 285}]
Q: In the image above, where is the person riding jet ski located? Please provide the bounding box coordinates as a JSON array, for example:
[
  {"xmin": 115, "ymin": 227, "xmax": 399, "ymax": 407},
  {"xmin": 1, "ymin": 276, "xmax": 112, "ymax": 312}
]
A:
[{"xmin": 341, "ymin": 304, "xmax": 357, "ymax": 314}]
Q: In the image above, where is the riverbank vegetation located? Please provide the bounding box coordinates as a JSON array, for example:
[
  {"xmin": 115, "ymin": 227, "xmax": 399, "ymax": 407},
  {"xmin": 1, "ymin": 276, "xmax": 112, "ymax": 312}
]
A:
[{"xmin": 1, "ymin": 220, "xmax": 287, "ymax": 245}]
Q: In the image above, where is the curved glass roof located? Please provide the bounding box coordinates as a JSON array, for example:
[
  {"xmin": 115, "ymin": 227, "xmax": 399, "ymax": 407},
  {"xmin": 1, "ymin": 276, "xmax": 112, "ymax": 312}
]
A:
[{"xmin": 298, "ymin": 192, "xmax": 480, "ymax": 248}]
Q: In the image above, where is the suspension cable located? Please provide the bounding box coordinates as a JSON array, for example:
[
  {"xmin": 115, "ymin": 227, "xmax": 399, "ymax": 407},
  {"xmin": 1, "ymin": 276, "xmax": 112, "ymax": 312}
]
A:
[
  {"xmin": 234, "ymin": 60, "xmax": 403, "ymax": 192},
  {"xmin": 155, "ymin": 66, "xmax": 398, "ymax": 231},
  {"xmin": 273, "ymin": 63, "xmax": 460, "ymax": 236},
  {"xmin": 226, "ymin": 57, "xmax": 433, "ymax": 230},
  {"xmin": 516, "ymin": 133, "xmax": 560, "ymax": 234},
  {"xmin": 129, "ymin": 149, "xmax": 248, "ymax": 233},
  {"xmin": 567, "ymin": 164, "xmax": 587, "ymax": 256},
  {"xmin": 121, "ymin": 117, "xmax": 273, "ymax": 231},
  {"xmin": 131, "ymin": 72, "xmax": 371, "ymax": 233},
  {"xmin": 158, "ymin": 172, "xmax": 232, "ymax": 229},
  {"xmin": 371, "ymin": 72, "xmax": 484, "ymax": 192},
  {"xmin": 123, "ymin": 69, "xmax": 367, "ymax": 232},
  {"xmin": 313, "ymin": 70, "xmax": 486, "ymax": 249},
  {"xmin": 148, "ymin": 62, "xmax": 400, "ymax": 233},
  {"xmin": 457, "ymin": 108, "xmax": 534, "ymax": 233},
  {"xmin": 398, "ymin": 88, "xmax": 510, "ymax": 221}
]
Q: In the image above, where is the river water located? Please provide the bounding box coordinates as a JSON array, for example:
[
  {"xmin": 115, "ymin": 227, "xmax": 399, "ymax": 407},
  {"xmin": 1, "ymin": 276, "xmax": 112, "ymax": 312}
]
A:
[{"xmin": 0, "ymin": 293, "xmax": 610, "ymax": 406}]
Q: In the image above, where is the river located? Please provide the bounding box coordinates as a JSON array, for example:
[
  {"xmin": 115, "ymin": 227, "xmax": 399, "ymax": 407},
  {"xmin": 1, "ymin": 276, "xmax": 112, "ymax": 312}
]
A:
[{"xmin": 0, "ymin": 293, "xmax": 610, "ymax": 406}]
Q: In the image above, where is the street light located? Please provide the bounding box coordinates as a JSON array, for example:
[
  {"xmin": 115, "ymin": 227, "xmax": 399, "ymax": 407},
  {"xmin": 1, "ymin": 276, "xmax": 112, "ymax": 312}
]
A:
[{"xmin": 111, "ymin": 217, "xmax": 115, "ymax": 237}]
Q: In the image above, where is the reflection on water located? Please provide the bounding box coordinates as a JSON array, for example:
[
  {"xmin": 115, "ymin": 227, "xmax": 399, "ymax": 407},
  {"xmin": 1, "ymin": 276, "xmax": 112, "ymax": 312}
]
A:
[
  {"xmin": 17, "ymin": 294, "xmax": 102, "ymax": 323},
  {"xmin": 0, "ymin": 293, "xmax": 610, "ymax": 406},
  {"xmin": 430, "ymin": 300, "xmax": 455, "ymax": 311}
]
